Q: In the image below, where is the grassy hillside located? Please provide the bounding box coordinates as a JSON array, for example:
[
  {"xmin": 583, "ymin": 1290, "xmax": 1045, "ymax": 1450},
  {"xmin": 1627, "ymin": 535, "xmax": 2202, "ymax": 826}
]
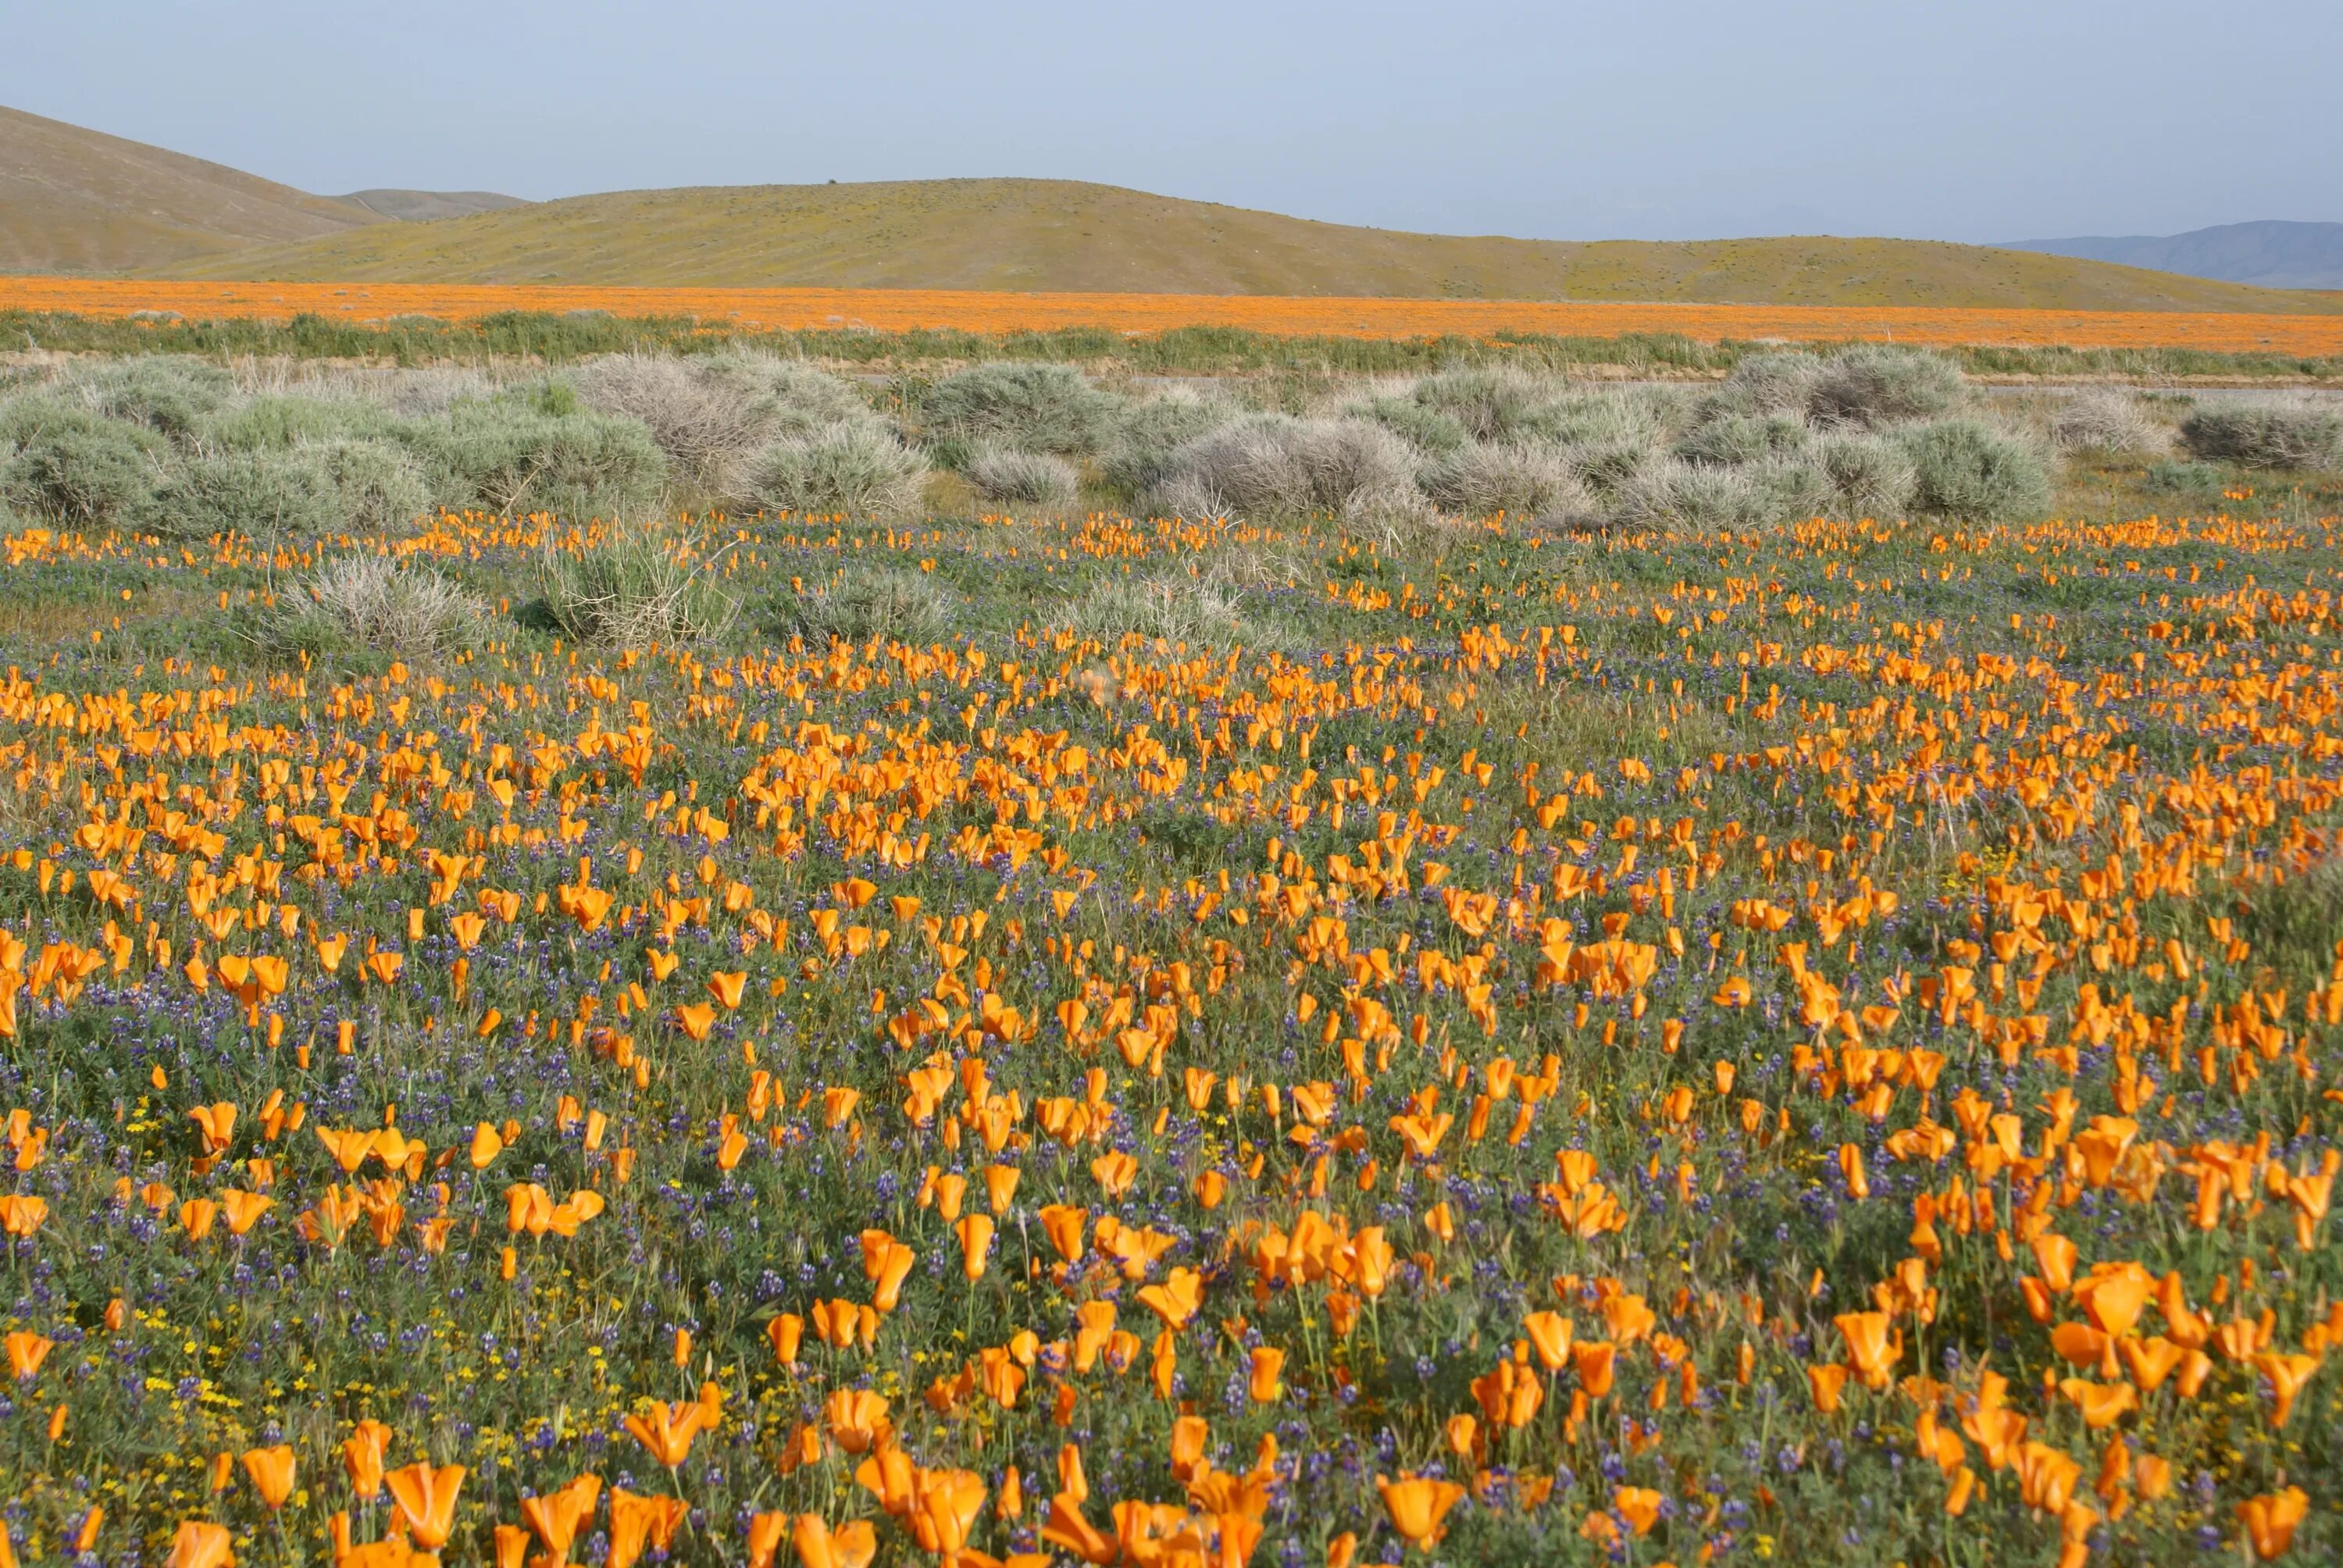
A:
[
  {"xmin": 164, "ymin": 176, "xmax": 2343, "ymax": 312},
  {"xmin": 337, "ymin": 188, "xmax": 531, "ymax": 222},
  {"xmin": 0, "ymin": 104, "xmax": 384, "ymax": 273}
]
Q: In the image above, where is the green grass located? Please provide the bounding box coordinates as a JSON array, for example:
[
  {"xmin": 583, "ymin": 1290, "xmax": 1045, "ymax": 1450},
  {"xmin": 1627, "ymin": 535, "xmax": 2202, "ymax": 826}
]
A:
[{"xmin": 9, "ymin": 309, "xmax": 2343, "ymax": 384}]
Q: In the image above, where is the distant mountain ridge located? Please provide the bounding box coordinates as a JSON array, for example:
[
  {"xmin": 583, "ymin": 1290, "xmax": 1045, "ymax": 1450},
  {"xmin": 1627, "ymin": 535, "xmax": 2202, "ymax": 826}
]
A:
[{"xmin": 2003, "ymin": 221, "xmax": 2343, "ymax": 290}]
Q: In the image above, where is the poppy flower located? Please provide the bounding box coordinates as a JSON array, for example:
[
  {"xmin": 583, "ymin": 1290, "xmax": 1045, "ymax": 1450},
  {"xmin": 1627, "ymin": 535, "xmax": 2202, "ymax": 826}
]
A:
[
  {"xmin": 1806, "ymin": 1363, "xmax": 1849, "ymax": 1413},
  {"xmin": 5, "ymin": 1331, "xmax": 52, "ymax": 1381},
  {"xmin": 1376, "ymin": 1474, "xmax": 1464, "ymax": 1549},
  {"xmin": 343, "ymin": 1420, "xmax": 391, "ymax": 1499},
  {"xmin": 1250, "ymin": 1347, "xmax": 1285, "ymax": 1402},
  {"xmin": 956, "ymin": 1213, "xmax": 995, "ymax": 1279},
  {"xmin": 824, "ymin": 1388, "xmax": 891, "ymax": 1455},
  {"xmin": 165, "ymin": 1522, "xmax": 233, "ymax": 1568},
  {"xmin": 240, "ymin": 1446, "xmax": 295, "ymax": 1510},
  {"xmin": 746, "ymin": 1513, "xmax": 789, "ymax": 1568},
  {"xmin": 2250, "ymin": 1352, "xmax": 2320, "ymax": 1427},
  {"xmin": 1138, "ymin": 1268, "xmax": 1203, "ymax": 1329},
  {"xmin": 1523, "ymin": 1310, "xmax": 1574, "ymax": 1371},
  {"xmin": 2237, "ymin": 1488, "xmax": 2308, "ymax": 1561},
  {"xmin": 384, "ymin": 1463, "xmax": 465, "ymax": 1551},
  {"xmin": 1614, "ymin": 1486, "xmax": 1661, "ymax": 1535},
  {"xmin": 625, "ymin": 1399, "xmax": 707, "ymax": 1467},
  {"xmin": 520, "ymin": 1474, "xmax": 599, "ymax": 1563}
]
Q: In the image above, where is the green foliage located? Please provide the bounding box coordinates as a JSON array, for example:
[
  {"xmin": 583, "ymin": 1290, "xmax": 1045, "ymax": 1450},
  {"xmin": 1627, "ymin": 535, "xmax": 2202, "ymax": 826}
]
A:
[
  {"xmin": 409, "ymin": 401, "xmax": 669, "ymax": 520},
  {"xmin": 1099, "ymin": 390, "xmax": 1244, "ymax": 495},
  {"xmin": 1404, "ymin": 365, "xmax": 1571, "ymax": 444},
  {"xmin": 1153, "ymin": 415, "xmax": 1423, "ymax": 529},
  {"xmin": 308, "ymin": 438, "xmax": 436, "ymax": 533},
  {"xmin": 1418, "ymin": 441, "xmax": 1587, "ymax": 519},
  {"xmin": 776, "ymin": 559, "xmax": 961, "ymax": 646},
  {"xmin": 535, "ymin": 520, "xmax": 739, "ymax": 644},
  {"xmin": 2181, "ymin": 399, "xmax": 2343, "ymax": 471},
  {"xmin": 1673, "ymin": 412, "xmax": 1811, "ymax": 468},
  {"xmin": 1807, "ymin": 345, "xmax": 1965, "ymax": 428},
  {"xmin": 737, "ymin": 424, "xmax": 928, "ymax": 519},
  {"xmin": 205, "ymin": 394, "xmax": 405, "ymax": 451},
  {"xmin": 920, "ymin": 363, "xmax": 1118, "ymax": 457},
  {"xmin": 65, "ymin": 357, "xmax": 237, "ymax": 442},
  {"xmin": 251, "ymin": 553, "xmax": 490, "ymax": 660},
  {"xmin": 1702, "ymin": 350, "xmax": 1826, "ymax": 419},
  {"xmin": 1346, "ymin": 394, "xmax": 1472, "ymax": 456},
  {"xmin": 144, "ymin": 447, "xmax": 342, "ymax": 540},
  {"xmin": 0, "ymin": 397, "xmax": 168, "ymax": 526},
  {"xmin": 1897, "ymin": 417, "xmax": 2053, "ymax": 518},
  {"xmin": 2143, "ymin": 458, "xmax": 2227, "ymax": 495},
  {"xmin": 963, "ymin": 447, "xmax": 1080, "ymax": 509},
  {"xmin": 1810, "ymin": 431, "xmax": 1919, "ymax": 519}
]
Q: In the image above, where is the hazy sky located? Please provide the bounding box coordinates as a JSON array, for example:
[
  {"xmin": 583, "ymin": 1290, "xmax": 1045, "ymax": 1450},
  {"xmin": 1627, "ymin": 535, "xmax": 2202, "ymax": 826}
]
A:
[{"xmin": 7, "ymin": 0, "xmax": 2338, "ymax": 242}]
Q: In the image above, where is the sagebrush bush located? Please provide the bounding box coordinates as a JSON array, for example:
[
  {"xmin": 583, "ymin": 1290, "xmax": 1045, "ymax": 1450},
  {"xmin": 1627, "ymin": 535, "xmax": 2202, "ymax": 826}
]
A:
[
  {"xmin": 702, "ymin": 352, "xmax": 878, "ymax": 441},
  {"xmin": 256, "ymin": 554, "xmax": 488, "ymax": 658},
  {"xmin": 1347, "ymin": 395, "xmax": 1472, "ymax": 456},
  {"xmin": 1564, "ymin": 438, "xmax": 1660, "ymax": 501},
  {"xmin": 1050, "ymin": 571, "xmax": 1265, "ymax": 651},
  {"xmin": 1808, "ymin": 346, "xmax": 1964, "ymax": 428},
  {"xmin": 1674, "ymin": 412, "xmax": 1811, "ymax": 468},
  {"xmin": 2180, "ymin": 399, "xmax": 2343, "ymax": 471},
  {"xmin": 1543, "ymin": 387, "xmax": 1692, "ymax": 450},
  {"xmin": 308, "ymin": 439, "xmax": 435, "ymax": 533},
  {"xmin": 409, "ymin": 403, "xmax": 668, "ymax": 520},
  {"xmin": 1407, "ymin": 366, "xmax": 1571, "ymax": 444},
  {"xmin": 573, "ymin": 352, "xmax": 773, "ymax": 491},
  {"xmin": 922, "ymin": 364, "xmax": 1116, "ymax": 457},
  {"xmin": 1153, "ymin": 415, "xmax": 1422, "ymax": 531},
  {"xmin": 537, "ymin": 521, "xmax": 739, "ymax": 645},
  {"xmin": 2142, "ymin": 459, "xmax": 2225, "ymax": 495},
  {"xmin": 1810, "ymin": 432, "xmax": 1918, "ymax": 519},
  {"xmin": 1704, "ymin": 351, "xmax": 1825, "ymax": 419},
  {"xmin": 737, "ymin": 424, "xmax": 928, "ymax": 519},
  {"xmin": 1100, "ymin": 389, "xmax": 1239, "ymax": 495},
  {"xmin": 0, "ymin": 398, "xmax": 166, "ymax": 526},
  {"xmin": 1614, "ymin": 460, "xmax": 1766, "ymax": 529},
  {"xmin": 1418, "ymin": 442, "xmax": 1587, "ymax": 519},
  {"xmin": 1898, "ymin": 418, "xmax": 2052, "ymax": 518},
  {"xmin": 145, "ymin": 448, "xmax": 342, "ymax": 540},
  {"xmin": 67, "ymin": 358, "xmax": 237, "ymax": 442},
  {"xmin": 370, "ymin": 366, "xmax": 500, "ymax": 419},
  {"xmin": 1746, "ymin": 455, "xmax": 1836, "ymax": 521},
  {"xmin": 781, "ymin": 561, "xmax": 960, "ymax": 647},
  {"xmin": 2051, "ymin": 389, "xmax": 2171, "ymax": 458},
  {"xmin": 207, "ymin": 394, "xmax": 403, "ymax": 451},
  {"xmin": 964, "ymin": 448, "xmax": 1080, "ymax": 508}
]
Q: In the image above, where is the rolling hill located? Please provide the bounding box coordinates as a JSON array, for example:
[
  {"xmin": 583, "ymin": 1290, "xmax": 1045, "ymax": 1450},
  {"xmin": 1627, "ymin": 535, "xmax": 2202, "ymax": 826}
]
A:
[
  {"xmin": 0, "ymin": 103, "xmax": 390, "ymax": 274},
  {"xmin": 2003, "ymin": 221, "xmax": 2343, "ymax": 291},
  {"xmin": 337, "ymin": 189, "xmax": 531, "ymax": 223},
  {"xmin": 6, "ymin": 103, "xmax": 2339, "ymax": 313},
  {"xmin": 164, "ymin": 180, "xmax": 2343, "ymax": 312}
]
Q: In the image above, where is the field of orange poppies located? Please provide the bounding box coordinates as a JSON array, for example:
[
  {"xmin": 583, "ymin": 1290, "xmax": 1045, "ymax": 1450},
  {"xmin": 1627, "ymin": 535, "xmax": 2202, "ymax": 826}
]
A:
[
  {"xmin": 0, "ymin": 471, "xmax": 2340, "ymax": 1567},
  {"xmin": 7, "ymin": 276, "xmax": 2343, "ymax": 355}
]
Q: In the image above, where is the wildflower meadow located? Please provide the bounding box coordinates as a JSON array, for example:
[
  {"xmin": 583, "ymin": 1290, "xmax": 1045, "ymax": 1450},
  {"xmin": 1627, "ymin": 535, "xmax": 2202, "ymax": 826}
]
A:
[{"xmin": 1, "ymin": 328, "xmax": 2341, "ymax": 1568}]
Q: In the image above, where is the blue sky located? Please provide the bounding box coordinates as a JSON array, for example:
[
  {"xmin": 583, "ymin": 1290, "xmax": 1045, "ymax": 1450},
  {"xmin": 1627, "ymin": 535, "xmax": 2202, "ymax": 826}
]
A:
[{"xmin": 5, "ymin": 0, "xmax": 2337, "ymax": 243}]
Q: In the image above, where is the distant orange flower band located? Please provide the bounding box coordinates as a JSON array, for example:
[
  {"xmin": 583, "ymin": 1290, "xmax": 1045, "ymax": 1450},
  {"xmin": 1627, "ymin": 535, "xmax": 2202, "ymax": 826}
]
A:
[{"xmin": 6, "ymin": 276, "xmax": 2343, "ymax": 353}]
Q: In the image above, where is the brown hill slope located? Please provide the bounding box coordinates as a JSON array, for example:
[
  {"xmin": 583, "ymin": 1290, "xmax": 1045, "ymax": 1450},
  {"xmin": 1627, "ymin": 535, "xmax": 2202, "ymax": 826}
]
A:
[
  {"xmin": 0, "ymin": 104, "xmax": 386, "ymax": 274},
  {"xmin": 164, "ymin": 177, "xmax": 2343, "ymax": 312}
]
